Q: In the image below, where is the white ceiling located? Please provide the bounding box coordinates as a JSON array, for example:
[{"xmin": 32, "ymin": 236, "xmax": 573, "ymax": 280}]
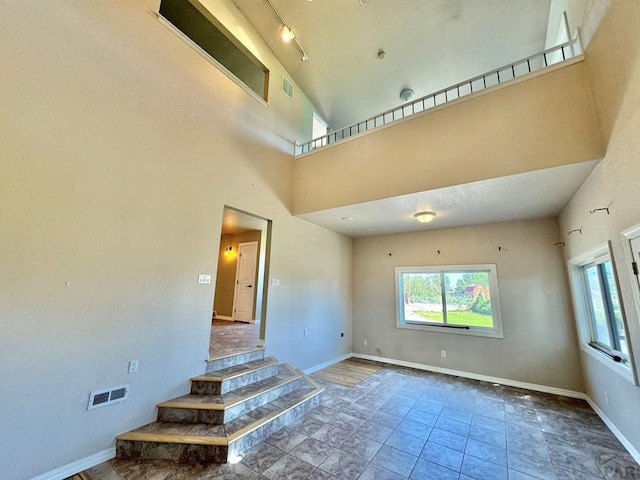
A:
[
  {"xmin": 298, "ymin": 161, "xmax": 599, "ymax": 237},
  {"xmin": 232, "ymin": 0, "xmax": 553, "ymax": 131}
]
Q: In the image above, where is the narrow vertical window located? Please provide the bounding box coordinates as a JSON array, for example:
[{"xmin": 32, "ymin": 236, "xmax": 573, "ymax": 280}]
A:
[{"xmin": 581, "ymin": 259, "xmax": 628, "ymax": 359}]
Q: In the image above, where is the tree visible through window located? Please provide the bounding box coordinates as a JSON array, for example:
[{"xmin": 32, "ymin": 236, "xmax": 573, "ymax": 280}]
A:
[{"xmin": 396, "ymin": 265, "xmax": 503, "ymax": 338}]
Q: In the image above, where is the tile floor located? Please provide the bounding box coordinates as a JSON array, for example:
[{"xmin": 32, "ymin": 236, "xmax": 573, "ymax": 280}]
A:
[
  {"xmin": 84, "ymin": 362, "xmax": 639, "ymax": 480},
  {"xmin": 209, "ymin": 318, "xmax": 262, "ymax": 358}
]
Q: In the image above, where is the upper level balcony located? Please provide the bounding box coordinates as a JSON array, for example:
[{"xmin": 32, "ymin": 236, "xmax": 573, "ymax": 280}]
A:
[{"xmin": 292, "ymin": 33, "xmax": 604, "ymax": 218}]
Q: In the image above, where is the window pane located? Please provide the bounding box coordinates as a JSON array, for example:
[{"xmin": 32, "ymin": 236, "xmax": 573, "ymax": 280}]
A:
[
  {"xmin": 402, "ymin": 273, "xmax": 442, "ymax": 323},
  {"xmin": 602, "ymin": 261, "xmax": 628, "ymax": 355},
  {"xmin": 584, "ymin": 266, "xmax": 612, "ymax": 348},
  {"xmin": 444, "ymin": 272, "xmax": 494, "ymax": 327}
]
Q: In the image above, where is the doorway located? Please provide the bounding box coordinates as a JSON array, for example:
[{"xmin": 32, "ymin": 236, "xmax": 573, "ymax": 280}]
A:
[{"xmin": 210, "ymin": 207, "xmax": 271, "ymax": 358}]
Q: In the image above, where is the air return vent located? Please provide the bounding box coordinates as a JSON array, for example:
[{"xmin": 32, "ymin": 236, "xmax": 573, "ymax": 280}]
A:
[
  {"xmin": 87, "ymin": 384, "xmax": 129, "ymax": 410},
  {"xmin": 282, "ymin": 75, "xmax": 294, "ymax": 100}
]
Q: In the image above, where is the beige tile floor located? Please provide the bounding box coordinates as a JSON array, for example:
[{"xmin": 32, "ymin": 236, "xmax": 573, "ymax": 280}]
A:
[{"xmin": 209, "ymin": 318, "xmax": 262, "ymax": 358}]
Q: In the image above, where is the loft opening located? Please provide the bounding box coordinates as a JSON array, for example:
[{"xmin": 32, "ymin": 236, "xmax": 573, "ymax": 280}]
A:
[{"xmin": 159, "ymin": 0, "xmax": 269, "ymax": 101}]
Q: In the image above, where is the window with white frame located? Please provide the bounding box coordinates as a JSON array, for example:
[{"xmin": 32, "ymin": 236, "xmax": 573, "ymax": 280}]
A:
[
  {"xmin": 569, "ymin": 243, "xmax": 631, "ymax": 373},
  {"xmin": 395, "ymin": 265, "xmax": 503, "ymax": 338}
]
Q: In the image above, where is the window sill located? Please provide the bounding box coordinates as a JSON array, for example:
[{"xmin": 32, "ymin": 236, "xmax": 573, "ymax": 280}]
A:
[
  {"xmin": 580, "ymin": 343, "xmax": 636, "ymax": 385},
  {"xmin": 397, "ymin": 322, "xmax": 504, "ymax": 339}
]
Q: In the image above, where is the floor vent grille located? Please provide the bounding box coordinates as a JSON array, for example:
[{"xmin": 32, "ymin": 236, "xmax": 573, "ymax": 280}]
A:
[{"xmin": 88, "ymin": 384, "xmax": 129, "ymax": 410}]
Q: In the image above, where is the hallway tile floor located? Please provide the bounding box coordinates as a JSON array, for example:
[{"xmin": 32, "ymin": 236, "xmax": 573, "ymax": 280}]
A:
[
  {"xmin": 85, "ymin": 362, "xmax": 639, "ymax": 479},
  {"xmin": 209, "ymin": 318, "xmax": 261, "ymax": 358}
]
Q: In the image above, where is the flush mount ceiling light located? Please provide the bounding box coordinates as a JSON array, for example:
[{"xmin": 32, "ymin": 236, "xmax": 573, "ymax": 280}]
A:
[
  {"xmin": 414, "ymin": 211, "xmax": 436, "ymax": 223},
  {"xmin": 265, "ymin": 0, "xmax": 309, "ymax": 62}
]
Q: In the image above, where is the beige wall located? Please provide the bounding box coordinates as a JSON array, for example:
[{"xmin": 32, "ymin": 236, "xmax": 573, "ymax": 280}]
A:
[
  {"xmin": 559, "ymin": 0, "xmax": 640, "ymax": 455},
  {"xmin": 352, "ymin": 218, "xmax": 584, "ymax": 392},
  {"xmin": 0, "ymin": 2, "xmax": 351, "ymax": 479},
  {"xmin": 214, "ymin": 231, "xmax": 261, "ymax": 318},
  {"xmin": 293, "ymin": 60, "xmax": 603, "ymax": 215}
]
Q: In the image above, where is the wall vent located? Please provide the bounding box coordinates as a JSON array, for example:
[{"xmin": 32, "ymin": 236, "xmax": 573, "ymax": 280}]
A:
[
  {"xmin": 87, "ymin": 384, "xmax": 129, "ymax": 410},
  {"xmin": 282, "ymin": 75, "xmax": 294, "ymax": 100}
]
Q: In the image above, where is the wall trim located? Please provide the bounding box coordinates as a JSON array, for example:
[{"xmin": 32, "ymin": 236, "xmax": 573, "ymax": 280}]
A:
[
  {"xmin": 30, "ymin": 447, "xmax": 115, "ymax": 480},
  {"xmin": 585, "ymin": 396, "xmax": 640, "ymax": 464},
  {"xmin": 351, "ymin": 353, "xmax": 586, "ymax": 399},
  {"xmin": 303, "ymin": 353, "xmax": 352, "ymax": 375},
  {"xmin": 214, "ymin": 315, "xmax": 233, "ymax": 321}
]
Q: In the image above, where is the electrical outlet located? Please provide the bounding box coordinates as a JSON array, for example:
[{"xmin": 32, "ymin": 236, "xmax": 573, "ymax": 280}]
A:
[
  {"xmin": 128, "ymin": 360, "xmax": 139, "ymax": 374},
  {"xmin": 271, "ymin": 279, "xmax": 280, "ymax": 287},
  {"xmin": 198, "ymin": 274, "xmax": 211, "ymax": 284},
  {"xmin": 364, "ymin": 339, "xmax": 368, "ymax": 346},
  {"xmin": 441, "ymin": 350, "xmax": 447, "ymax": 358}
]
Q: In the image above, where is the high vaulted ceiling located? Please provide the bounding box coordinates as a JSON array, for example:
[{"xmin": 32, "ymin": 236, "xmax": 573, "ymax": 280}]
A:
[
  {"xmin": 233, "ymin": 0, "xmax": 553, "ymax": 133},
  {"xmin": 228, "ymin": 0, "xmax": 600, "ymax": 239}
]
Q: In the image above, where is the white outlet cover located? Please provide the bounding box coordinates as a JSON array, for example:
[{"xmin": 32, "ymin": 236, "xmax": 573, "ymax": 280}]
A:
[
  {"xmin": 198, "ymin": 274, "xmax": 211, "ymax": 284},
  {"xmin": 271, "ymin": 279, "xmax": 280, "ymax": 286}
]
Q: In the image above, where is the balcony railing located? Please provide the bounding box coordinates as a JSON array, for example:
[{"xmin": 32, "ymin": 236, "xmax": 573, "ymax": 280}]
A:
[{"xmin": 295, "ymin": 32, "xmax": 583, "ymax": 157}]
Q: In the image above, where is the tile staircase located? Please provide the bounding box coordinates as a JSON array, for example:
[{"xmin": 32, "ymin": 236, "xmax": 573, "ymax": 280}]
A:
[{"xmin": 116, "ymin": 348, "xmax": 323, "ymax": 463}]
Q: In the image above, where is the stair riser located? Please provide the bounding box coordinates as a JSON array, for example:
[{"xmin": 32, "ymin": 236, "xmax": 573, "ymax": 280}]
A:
[
  {"xmin": 224, "ymin": 377, "xmax": 303, "ymax": 423},
  {"xmin": 191, "ymin": 364, "xmax": 280, "ymax": 395},
  {"xmin": 158, "ymin": 377, "xmax": 303, "ymax": 425},
  {"xmin": 206, "ymin": 349, "xmax": 265, "ymax": 372},
  {"xmin": 157, "ymin": 407, "xmax": 223, "ymax": 425},
  {"xmin": 229, "ymin": 392, "xmax": 322, "ymax": 459},
  {"xmin": 116, "ymin": 439, "xmax": 227, "ymax": 463}
]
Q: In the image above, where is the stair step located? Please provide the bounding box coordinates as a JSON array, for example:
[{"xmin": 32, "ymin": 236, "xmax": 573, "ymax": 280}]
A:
[
  {"xmin": 157, "ymin": 364, "xmax": 302, "ymax": 424},
  {"xmin": 191, "ymin": 356, "xmax": 279, "ymax": 395},
  {"xmin": 116, "ymin": 372, "xmax": 323, "ymax": 463},
  {"xmin": 206, "ymin": 347, "xmax": 265, "ymax": 372}
]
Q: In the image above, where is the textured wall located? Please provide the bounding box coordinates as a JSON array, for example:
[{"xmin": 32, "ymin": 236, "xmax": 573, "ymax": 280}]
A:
[
  {"xmin": 352, "ymin": 218, "xmax": 584, "ymax": 392},
  {"xmin": 560, "ymin": 0, "xmax": 640, "ymax": 456}
]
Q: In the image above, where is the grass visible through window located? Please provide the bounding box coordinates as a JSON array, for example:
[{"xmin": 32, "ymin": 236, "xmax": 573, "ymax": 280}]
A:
[{"xmin": 413, "ymin": 310, "xmax": 494, "ymax": 327}]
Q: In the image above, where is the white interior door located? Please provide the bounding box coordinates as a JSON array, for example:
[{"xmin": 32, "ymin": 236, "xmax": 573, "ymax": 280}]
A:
[{"xmin": 232, "ymin": 241, "xmax": 258, "ymax": 322}]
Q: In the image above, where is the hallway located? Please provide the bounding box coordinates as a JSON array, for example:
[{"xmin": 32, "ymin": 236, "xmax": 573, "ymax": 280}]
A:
[{"xmin": 209, "ymin": 319, "xmax": 261, "ymax": 358}]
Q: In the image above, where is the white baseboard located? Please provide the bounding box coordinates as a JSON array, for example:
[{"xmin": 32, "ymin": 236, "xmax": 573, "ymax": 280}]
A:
[
  {"xmin": 351, "ymin": 353, "xmax": 586, "ymax": 399},
  {"xmin": 214, "ymin": 315, "xmax": 233, "ymax": 321},
  {"xmin": 585, "ymin": 396, "xmax": 640, "ymax": 464},
  {"xmin": 30, "ymin": 447, "xmax": 115, "ymax": 480},
  {"xmin": 303, "ymin": 353, "xmax": 353, "ymax": 375}
]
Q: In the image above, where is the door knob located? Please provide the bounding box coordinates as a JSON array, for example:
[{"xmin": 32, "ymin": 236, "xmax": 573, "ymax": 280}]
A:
[{"xmin": 247, "ymin": 284, "xmax": 253, "ymax": 288}]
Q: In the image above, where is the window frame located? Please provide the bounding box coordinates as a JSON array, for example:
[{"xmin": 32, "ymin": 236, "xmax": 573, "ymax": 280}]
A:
[
  {"xmin": 568, "ymin": 242, "xmax": 635, "ymax": 382},
  {"xmin": 395, "ymin": 264, "xmax": 504, "ymax": 339}
]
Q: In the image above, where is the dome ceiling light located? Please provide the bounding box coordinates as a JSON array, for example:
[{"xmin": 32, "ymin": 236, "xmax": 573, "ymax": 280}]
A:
[{"xmin": 414, "ymin": 211, "xmax": 436, "ymax": 223}]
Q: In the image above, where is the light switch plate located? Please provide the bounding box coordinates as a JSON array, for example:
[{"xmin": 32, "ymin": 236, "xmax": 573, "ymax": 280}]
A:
[
  {"xmin": 128, "ymin": 360, "xmax": 138, "ymax": 374},
  {"xmin": 198, "ymin": 274, "xmax": 211, "ymax": 284},
  {"xmin": 271, "ymin": 279, "xmax": 280, "ymax": 286}
]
